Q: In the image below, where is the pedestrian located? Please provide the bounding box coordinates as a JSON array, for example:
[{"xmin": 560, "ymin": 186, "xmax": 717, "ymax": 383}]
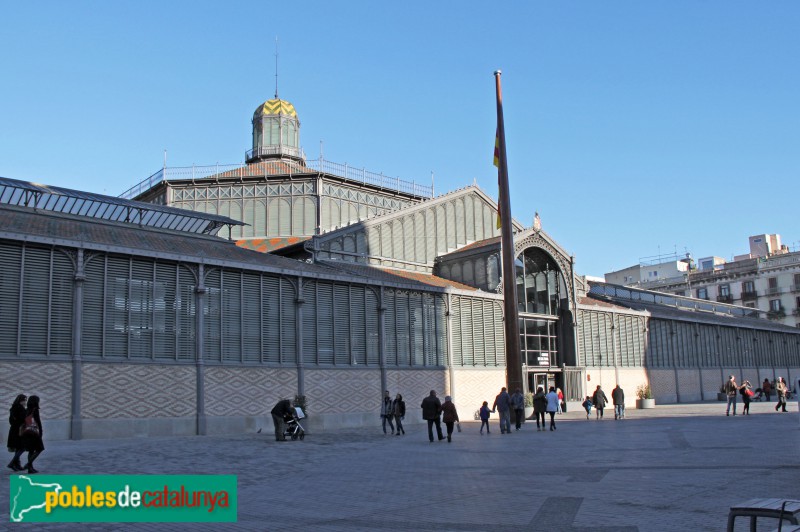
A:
[
  {"xmin": 511, "ymin": 388, "xmax": 525, "ymax": 431},
  {"xmin": 392, "ymin": 393, "xmax": 406, "ymax": 435},
  {"xmin": 533, "ymin": 387, "xmax": 547, "ymax": 431},
  {"xmin": 441, "ymin": 396, "xmax": 460, "ymax": 443},
  {"xmin": 612, "ymin": 384, "xmax": 625, "ymax": 420},
  {"xmin": 421, "ymin": 390, "xmax": 444, "ymax": 442},
  {"xmin": 492, "ymin": 387, "xmax": 512, "ymax": 434},
  {"xmin": 20, "ymin": 395, "xmax": 44, "ymax": 474},
  {"xmin": 740, "ymin": 380, "xmax": 753, "ymax": 415},
  {"xmin": 381, "ymin": 390, "xmax": 395, "ymax": 434},
  {"xmin": 592, "ymin": 385, "xmax": 608, "ymax": 420},
  {"xmin": 556, "ymin": 388, "xmax": 564, "ymax": 413},
  {"xmin": 270, "ymin": 398, "xmax": 293, "ymax": 442},
  {"xmin": 545, "ymin": 386, "xmax": 559, "ymax": 431},
  {"xmin": 762, "ymin": 378, "xmax": 772, "ymax": 401},
  {"xmin": 775, "ymin": 377, "xmax": 789, "ymax": 413},
  {"xmin": 723, "ymin": 375, "xmax": 739, "ymax": 416},
  {"xmin": 6, "ymin": 394, "xmax": 27, "ymax": 472},
  {"xmin": 479, "ymin": 401, "xmax": 491, "ymax": 434},
  {"xmin": 581, "ymin": 395, "xmax": 593, "ymax": 419}
]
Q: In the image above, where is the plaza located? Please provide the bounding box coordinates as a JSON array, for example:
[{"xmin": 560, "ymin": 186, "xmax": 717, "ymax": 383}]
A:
[{"xmin": 2, "ymin": 401, "xmax": 798, "ymax": 531}]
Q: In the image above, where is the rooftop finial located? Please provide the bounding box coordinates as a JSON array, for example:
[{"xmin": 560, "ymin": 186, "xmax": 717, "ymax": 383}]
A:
[{"xmin": 274, "ymin": 36, "xmax": 279, "ymax": 99}]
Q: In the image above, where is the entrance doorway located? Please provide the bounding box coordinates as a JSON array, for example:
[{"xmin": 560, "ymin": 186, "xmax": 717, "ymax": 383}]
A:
[{"xmin": 527, "ymin": 372, "xmax": 557, "ymax": 394}]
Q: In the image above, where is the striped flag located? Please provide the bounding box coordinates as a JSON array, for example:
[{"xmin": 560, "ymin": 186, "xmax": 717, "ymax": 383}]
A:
[{"xmin": 494, "ymin": 129, "xmax": 501, "ymax": 228}]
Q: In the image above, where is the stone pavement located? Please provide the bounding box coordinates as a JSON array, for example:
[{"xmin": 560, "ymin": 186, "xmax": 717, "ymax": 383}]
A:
[{"xmin": 1, "ymin": 400, "xmax": 798, "ymax": 531}]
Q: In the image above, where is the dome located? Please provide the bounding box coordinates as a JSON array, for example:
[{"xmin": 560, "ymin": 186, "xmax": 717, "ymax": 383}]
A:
[{"xmin": 253, "ymin": 98, "xmax": 298, "ymax": 119}]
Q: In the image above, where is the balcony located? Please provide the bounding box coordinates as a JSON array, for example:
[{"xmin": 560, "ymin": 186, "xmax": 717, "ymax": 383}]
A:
[
  {"xmin": 794, "ymin": 308, "xmax": 800, "ymax": 317},
  {"xmin": 765, "ymin": 287, "xmax": 783, "ymax": 296},
  {"xmin": 767, "ymin": 307, "xmax": 786, "ymax": 321},
  {"xmin": 741, "ymin": 290, "xmax": 758, "ymax": 300},
  {"xmin": 791, "ymin": 284, "xmax": 800, "ymax": 293},
  {"xmin": 716, "ymin": 294, "xmax": 733, "ymax": 303}
]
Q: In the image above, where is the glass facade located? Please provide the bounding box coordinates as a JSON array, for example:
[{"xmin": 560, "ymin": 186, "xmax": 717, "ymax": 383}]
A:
[{"xmin": 515, "ymin": 247, "xmax": 563, "ymax": 368}]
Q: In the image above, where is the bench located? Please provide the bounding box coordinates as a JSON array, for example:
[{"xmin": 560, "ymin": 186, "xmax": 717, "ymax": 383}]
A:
[{"xmin": 727, "ymin": 498, "xmax": 800, "ymax": 532}]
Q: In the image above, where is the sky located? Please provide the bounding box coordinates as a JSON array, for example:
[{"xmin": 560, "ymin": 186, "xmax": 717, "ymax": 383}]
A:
[{"xmin": 1, "ymin": 2, "xmax": 798, "ymax": 277}]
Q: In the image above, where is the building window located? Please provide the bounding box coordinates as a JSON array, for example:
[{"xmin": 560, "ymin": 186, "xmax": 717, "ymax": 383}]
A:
[
  {"xmin": 720, "ymin": 284, "xmax": 730, "ymax": 297},
  {"xmin": 769, "ymin": 299, "xmax": 781, "ymax": 312},
  {"xmin": 696, "ymin": 287, "xmax": 708, "ymax": 300},
  {"xmin": 742, "ymin": 281, "xmax": 755, "ymax": 298}
]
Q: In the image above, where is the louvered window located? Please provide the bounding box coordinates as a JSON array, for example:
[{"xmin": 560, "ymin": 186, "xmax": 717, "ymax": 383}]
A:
[
  {"xmin": 82, "ymin": 256, "xmax": 105, "ymax": 357},
  {"xmin": 302, "ymin": 281, "xmax": 318, "ymax": 364},
  {"xmin": 366, "ymin": 289, "xmax": 379, "ymax": 364},
  {"xmin": 19, "ymin": 247, "xmax": 49, "ymax": 356},
  {"xmin": 350, "ymin": 286, "xmax": 367, "ymax": 364},
  {"xmin": 176, "ymin": 266, "xmax": 195, "ymax": 361},
  {"xmin": 203, "ymin": 270, "xmax": 222, "ymax": 361},
  {"xmin": 334, "ymin": 284, "xmax": 350, "ymax": 364},
  {"xmin": 277, "ymin": 278, "xmax": 296, "ymax": 364},
  {"xmin": 384, "ymin": 290, "xmax": 397, "ymax": 365},
  {"xmin": 105, "ymin": 256, "xmax": 130, "ymax": 358},
  {"xmin": 0, "ymin": 242, "xmax": 22, "ymax": 356},
  {"xmin": 410, "ymin": 292, "xmax": 424, "ymax": 365},
  {"xmin": 220, "ymin": 271, "xmax": 242, "ymax": 362},
  {"xmin": 241, "ymin": 272, "xmax": 261, "ymax": 363},
  {"xmin": 50, "ymin": 250, "xmax": 74, "ymax": 356},
  {"xmin": 316, "ymin": 282, "xmax": 334, "ymax": 364}
]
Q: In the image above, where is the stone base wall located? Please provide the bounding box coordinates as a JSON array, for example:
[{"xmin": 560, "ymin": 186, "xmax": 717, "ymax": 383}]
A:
[{"xmin": 4, "ymin": 360, "xmax": 797, "ymax": 441}]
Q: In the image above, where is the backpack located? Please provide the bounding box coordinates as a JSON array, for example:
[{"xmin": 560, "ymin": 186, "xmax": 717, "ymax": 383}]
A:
[{"xmin": 19, "ymin": 412, "xmax": 39, "ymax": 437}]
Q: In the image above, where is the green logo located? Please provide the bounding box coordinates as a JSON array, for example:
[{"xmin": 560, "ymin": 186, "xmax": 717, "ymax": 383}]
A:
[{"xmin": 9, "ymin": 475, "xmax": 236, "ymax": 523}]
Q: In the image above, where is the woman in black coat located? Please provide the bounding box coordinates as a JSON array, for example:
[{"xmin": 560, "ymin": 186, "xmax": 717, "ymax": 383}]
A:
[
  {"xmin": 20, "ymin": 395, "xmax": 44, "ymax": 474},
  {"xmin": 6, "ymin": 394, "xmax": 26, "ymax": 471},
  {"xmin": 392, "ymin": 394, "xmax": 406, "ymax": 435}
]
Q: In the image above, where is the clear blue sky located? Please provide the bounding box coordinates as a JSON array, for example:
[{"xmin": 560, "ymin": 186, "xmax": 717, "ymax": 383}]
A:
[{"xmin": 2, "ymin": 2, "xmax": 797, "ymax": 277}]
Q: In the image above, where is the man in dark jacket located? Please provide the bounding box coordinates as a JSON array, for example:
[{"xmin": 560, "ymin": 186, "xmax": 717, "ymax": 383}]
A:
[
  {"xmin": 271, "ymin": 399, "xmax": 294, "ymax": 441},
  {"xmin": 612, "ymin": 385, "xmax": 625, "ymax": 420},
  {"xmin": 420, "ymin": 390, "xmax": 444, "ymax": 442},
  {"xmin": 492, "ymin": 387, "xmax": 512, "ymax": 434}
]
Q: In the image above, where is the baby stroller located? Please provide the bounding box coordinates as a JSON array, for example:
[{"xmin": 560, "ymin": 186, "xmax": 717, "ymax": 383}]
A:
[{"xmin": 283, "ymin": 407, "xmax": 306, "ymax": 441}]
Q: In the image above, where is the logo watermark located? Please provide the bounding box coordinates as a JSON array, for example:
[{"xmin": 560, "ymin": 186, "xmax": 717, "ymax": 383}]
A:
[{"xmin": 9, "ymin": 475, "xmax": 236, "ymax": 523}]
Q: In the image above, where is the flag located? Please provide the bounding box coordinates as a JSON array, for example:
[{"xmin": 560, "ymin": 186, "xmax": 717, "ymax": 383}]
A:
[{"xmin": 494, "ymin": 128, "xmax": 501, "ymax": 228}]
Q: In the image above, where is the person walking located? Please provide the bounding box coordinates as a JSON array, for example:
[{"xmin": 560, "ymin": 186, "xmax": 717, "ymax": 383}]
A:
[
  {"xmin": 775, "ymin": 377, "xmax": 789, "ymax": 412},
  {"xmin": 724, "ymin": 375, "xmax": 739, "ymax": 416},
  {"xmin": 581, "ymin": 396, "xmax": 593, "ymax": 419},
  {"xmin": 441, "ymin": 396, "xmax": 460, "ymax": 443},
  {"xmin": 592, "ymin": 385, "xmax": 608, "ymax": 420},
  {"xmin": 545, "ymin": 386, "xmax": 559, "ymax": 431},
  {"xmin": 479, "ymin": 401, "xmax": 491, "ymax": 434},
  {"xmin": 6, "ymin": 394, "xmax": 27, "ymax": 471},
  {"xmin": 20, "ymin": 395, "xmax": 44, "ymax": 474},
  {"xmin": 381, "ymin": 390, "xmax": 395, "ymax": 434},
  {"xmin": 492, "ymin": 387, "xmax": 512, "ymax": 434},
  {"xmin": 421, "ymin": 390, "xmax": 444, "ymax": 442},
  {"xmin": 762, "ymin": 378, "xmax": 772, "ymax": 401},
  {"xmin": 270, "ymin": 398, "xmax": 293, "ymax": 441},
  {"xmin": 533, "ymin": 387, "xmax": 547, "ymax": 431},
  {"xmin": 556, "ymin": 388, "xmax": 564, "ymax": 414},
  {"xmin": 511, "ymin": 388, "xmax": 525, "ymax": 431},
  {"xmin": 612, "ymin": 384, "xmax": 625, "ymax": 420},
  {"xmin": 740, "ymin": 380, "xmax": 753, "ymax": 415},
  {"xmin": 392, "ymin": 393, "xmax": 406, "ymax": 435}
]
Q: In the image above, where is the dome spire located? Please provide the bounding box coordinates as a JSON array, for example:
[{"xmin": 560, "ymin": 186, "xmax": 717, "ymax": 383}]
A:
[{"xmin": 274, "ymin": 36, "xmax": 279, "ymax": 99}]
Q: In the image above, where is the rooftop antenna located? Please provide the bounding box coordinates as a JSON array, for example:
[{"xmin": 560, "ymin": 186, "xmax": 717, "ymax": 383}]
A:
[
  {"xmin": 274, "ymin": 36, "xmax": 279, "ymax": 99},
  {"xmin": 431, "ymin": 171, "xmax": 435, "ymax": 198}
]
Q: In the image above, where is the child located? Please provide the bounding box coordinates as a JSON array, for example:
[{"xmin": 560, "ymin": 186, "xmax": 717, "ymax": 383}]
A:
[
  {"xmin": 479, "ymin": 401, "xmax": 491, "ymax": 434},
  {"xmin": 581, "ymin": 396, "xmax": 593, "ymax": 419}
]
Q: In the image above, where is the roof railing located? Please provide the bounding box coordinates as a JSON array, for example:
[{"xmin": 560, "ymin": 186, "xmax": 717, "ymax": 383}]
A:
[{"xmin": 119, "ymin": 158, "xmax": 434, "ymax": 200}]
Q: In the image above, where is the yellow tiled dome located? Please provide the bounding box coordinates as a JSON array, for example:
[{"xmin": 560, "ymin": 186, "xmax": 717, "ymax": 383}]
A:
[{"xmin": 253, "ymin": 98, "xmax": 297, "ymax": 119}]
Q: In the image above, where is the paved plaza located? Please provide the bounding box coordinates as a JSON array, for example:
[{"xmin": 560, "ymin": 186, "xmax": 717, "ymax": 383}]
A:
[{"xmin": 2, "ymin": 400, "xmax": 798, "ymax": 531}]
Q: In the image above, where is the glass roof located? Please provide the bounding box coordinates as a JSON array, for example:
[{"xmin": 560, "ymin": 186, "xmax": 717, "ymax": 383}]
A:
[{"xmin": 0, "ymin": 176, "xmax": 244, "ymax": 236}]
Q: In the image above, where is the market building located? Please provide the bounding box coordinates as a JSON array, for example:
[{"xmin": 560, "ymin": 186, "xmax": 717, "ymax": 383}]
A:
[{"xmin": 1, "ymin": 95, "xmax": 798, "ymax": 440}]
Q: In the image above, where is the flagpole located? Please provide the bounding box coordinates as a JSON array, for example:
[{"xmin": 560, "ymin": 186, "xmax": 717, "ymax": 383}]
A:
[{"xmin": 494, "ymin": 70, "xmax": 523, "ymax": 395}]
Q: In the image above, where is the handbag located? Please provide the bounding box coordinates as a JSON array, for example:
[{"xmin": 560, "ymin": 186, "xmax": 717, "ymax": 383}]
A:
[
  {"xmin": 456, "ymin": 422, "xmax": 461, "ymax": 432},
  {"xmin": 19, "ymin": 413, "xmax": 39, "ymax": 437}
]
